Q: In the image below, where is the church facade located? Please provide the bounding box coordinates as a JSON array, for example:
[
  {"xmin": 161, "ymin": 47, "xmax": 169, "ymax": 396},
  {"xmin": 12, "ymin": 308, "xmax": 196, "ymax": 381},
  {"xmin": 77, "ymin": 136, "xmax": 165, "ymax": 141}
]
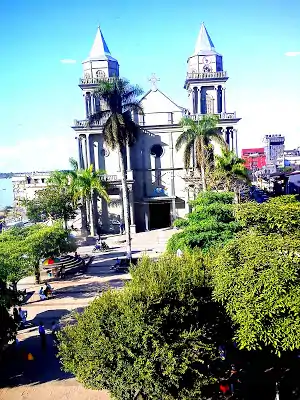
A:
[{"xmin": 72, "ymin": 24, "xmax": 241, "ymax": 233}]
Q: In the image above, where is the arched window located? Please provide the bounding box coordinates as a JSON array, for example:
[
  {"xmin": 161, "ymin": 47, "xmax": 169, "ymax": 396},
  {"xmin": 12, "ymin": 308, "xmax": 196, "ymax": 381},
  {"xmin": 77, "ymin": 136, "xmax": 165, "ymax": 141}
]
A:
[
  {"xmin": 95, "ymin": 70, "xmax": 105, "ymax": 78},
  {"xmin": 206, "ymin": 94, "xmax": 215, "ymax": 114}
]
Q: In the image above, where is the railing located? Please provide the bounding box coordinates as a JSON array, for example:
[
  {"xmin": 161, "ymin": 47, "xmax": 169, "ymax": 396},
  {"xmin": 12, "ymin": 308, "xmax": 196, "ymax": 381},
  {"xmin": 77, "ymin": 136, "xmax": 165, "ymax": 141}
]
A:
[
  {"xmin": 73, "ymin": 118, "xmax": 108, "ymax": 128},
  {"xmin": 100, "ymin": 175, "xmax": 119, "ymax": 182},
  {"xmin": 186, "ymin": 71, "xmax": 227, "ymax": 80},
  {"xmin": 79, "ymin": 77, "xmax": 116, "ymax": 85},
  {"xmin": 190, "ymin": 112, "xmax": 236, "ymax": 120}
]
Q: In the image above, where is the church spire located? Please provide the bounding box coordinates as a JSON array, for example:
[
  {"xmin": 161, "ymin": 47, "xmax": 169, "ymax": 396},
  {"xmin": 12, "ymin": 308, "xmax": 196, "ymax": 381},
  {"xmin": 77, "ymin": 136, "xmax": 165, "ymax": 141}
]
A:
[
  {"xmin": 89, "ymin": 26, "xmax": 112, "ymax": 60},
  {"xmin": 194, "ymin": 23, "xmax": 216, "ymax": 55}
]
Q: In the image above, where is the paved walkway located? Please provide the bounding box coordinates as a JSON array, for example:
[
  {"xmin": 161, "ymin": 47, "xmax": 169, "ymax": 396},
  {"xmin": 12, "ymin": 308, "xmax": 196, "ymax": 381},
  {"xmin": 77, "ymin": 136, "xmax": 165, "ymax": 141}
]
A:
[{"xmin": 0, "ymin": 228, "xmax": 175, "ymax": 400}]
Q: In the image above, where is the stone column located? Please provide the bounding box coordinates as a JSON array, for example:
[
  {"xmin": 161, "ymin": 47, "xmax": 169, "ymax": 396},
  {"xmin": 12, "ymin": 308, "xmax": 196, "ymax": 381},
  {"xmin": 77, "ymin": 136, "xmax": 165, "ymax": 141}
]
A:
[
  {"xmin": 188, "ymin": 88, "xmax": 193, "ymax": 114},
  {"xmin": 169, "ymin": 132, "xmax": 176, "ymax": 224},
  {"xmin": 198, "ymin": 87, "xmax": 202, "ymax": 114},
  {"xmin": 185, "ymin": 188, "xmax": 190, "ymax": 215},
  {"xmin": 222, "ymin": 87, "xmax": 226, "ymax": 114},
  {"xmin": 82, "ymin": 136, "xmax": 88, "ymax": 169},
  {"xmin": 221, "ymin": 127, "xmax": 229, "ymax": 147},
  {"xmin": 129, "ymin": 189, "xmax": 136, "ymax": 234},
  {"xmin": 78, "ymin": 137, "xmax": 84, "ymax": 169},
  {"xmin": 193, "ymin": 87, "xmax": 198, "ymax": 114},
  {"xmin": 233, "ymin": 128, "xmax": 238, "ymax": 155},
  {"xmin": 126, "ymin": 144, "xmax": 131, "ymax": 171},
  {"xmin": 86, "ymin": 134, "xmax": 91, "ymax": 167}
]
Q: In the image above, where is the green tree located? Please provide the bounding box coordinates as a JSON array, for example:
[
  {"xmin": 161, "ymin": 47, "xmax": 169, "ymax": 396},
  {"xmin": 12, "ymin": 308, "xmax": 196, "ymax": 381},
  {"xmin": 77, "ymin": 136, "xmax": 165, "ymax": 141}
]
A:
[
  {"xmin": 167, "ymin": 191, "xmax": 240, "ymax": 252},
  {"xmin": 72, "ymin": 164, "xmax": 109, "ymax": 237},
  {"xmin": 175, "ymin": 115, "xmax": 225, "ymax": 191},
  {"xmin": 234, "ymin": 195, "xmax": 300, "ymax": 235},
  {"xmin": 90, "ymin": 77, "xmax": 143, "ymax": 252},
  {"xmin": 24, "ymin": 186, "xmax": 77, "ymax": 229},
  {"xmin": 23, "ymin": 223, "xmax": 77, "ymax": 283},
  {"xmin": 212, "ymin": 231, "xmax": 300, "ymax": 354},
  {"xmin": 48, "ymin": 159, "xmax": 109, "ymax": 237},
  {"xmin": 211, "ymin": 148, "xmax": 250, "ymax": 201},
  {"xmin": 58, "ymin": 253, "xmax": 231, "ymax": 399}
]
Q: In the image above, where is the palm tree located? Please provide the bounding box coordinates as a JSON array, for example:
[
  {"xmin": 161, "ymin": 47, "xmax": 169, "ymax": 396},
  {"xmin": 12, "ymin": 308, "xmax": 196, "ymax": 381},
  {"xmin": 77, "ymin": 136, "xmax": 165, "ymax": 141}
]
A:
[
  {"xmin": 90, "ymin": 77, "xmax": 143, "ymax": 253},
  {"xmin": 176, "ymin": 115, "xmax": 226, "ymax": 191},
  {"xmin": 72, "ymin": 164, "xmax": 109, "ymax": 237},
  {"xmin": 48, "ymin": 159, "xmax": 109, "ymax": 236},
  {"xmin": 214, "ymin": 148, "xmax": 250, "ymax": 200}
]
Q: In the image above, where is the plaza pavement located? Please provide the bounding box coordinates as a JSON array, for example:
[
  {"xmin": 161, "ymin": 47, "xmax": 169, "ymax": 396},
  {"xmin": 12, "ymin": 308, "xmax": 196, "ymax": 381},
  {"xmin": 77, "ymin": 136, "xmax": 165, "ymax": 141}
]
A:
[{"xmin": 0, "ymin": 227, "xmax": 175, "ymax": 400}]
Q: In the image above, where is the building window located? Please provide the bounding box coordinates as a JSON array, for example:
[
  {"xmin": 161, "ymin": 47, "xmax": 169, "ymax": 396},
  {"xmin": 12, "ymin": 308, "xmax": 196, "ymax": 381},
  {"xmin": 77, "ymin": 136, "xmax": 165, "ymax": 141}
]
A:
[
  {"xmin": 168, "ymin": 113, "xmax": 173, "ymax": 124},
  {"xmin": 206, "ymin": 94, "xmax": 214, "ymax": 114},
  {"xmin": 150, "ymin": 144, "xmax": 164, "ymax": 158},
  {"xmin": 95, "ymin": 70, "xmax": 105, "ymax": 78},
  {"xmin": 41, "ymin": 178, "xmax": 45, "ymax": 183},
  {"xmin": 139, "ymin": 113, "xmax": 145, "ymax": 125}
]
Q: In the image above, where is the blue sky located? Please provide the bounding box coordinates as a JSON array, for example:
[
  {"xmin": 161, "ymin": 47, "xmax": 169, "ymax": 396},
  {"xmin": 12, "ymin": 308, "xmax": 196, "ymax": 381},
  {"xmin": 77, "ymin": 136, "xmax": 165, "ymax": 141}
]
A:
[{"xmin": 1, "ymin": 0, "xmax": 300, "ymax": 181}]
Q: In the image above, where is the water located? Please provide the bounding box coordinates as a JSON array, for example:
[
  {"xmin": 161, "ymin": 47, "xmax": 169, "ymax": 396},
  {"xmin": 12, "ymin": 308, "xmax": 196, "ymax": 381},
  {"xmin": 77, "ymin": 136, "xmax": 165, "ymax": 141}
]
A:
[{"xmin": 0, "ymin": 179, "xmax": 13, "ymax": 207}]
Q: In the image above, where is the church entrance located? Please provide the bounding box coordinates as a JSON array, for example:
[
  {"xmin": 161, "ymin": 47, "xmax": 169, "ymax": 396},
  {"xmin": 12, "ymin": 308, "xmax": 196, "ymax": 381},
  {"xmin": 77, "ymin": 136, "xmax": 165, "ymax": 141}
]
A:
[{"xmin": 149, "ymin": 202, "xmax": 171, "ymax": 230}]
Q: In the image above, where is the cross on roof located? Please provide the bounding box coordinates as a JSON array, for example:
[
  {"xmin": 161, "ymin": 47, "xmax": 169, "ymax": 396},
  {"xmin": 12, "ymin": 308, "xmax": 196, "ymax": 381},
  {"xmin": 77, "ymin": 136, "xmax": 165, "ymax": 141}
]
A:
[{"xmin": 149, "ymin": 73, "xmax": 160, "ymax": 91}]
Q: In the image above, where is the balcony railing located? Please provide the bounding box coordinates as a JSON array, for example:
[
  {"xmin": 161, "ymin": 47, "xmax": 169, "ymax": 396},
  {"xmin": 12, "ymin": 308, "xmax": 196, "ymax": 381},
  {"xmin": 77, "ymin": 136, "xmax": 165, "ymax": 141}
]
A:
[
  {"xmin": 186, "ymin": 71, "xmax": 227, "ymax": 80},
  {"xmin": 100, "ymin": 174, "xmax": 119, "ymax": 182},
  {"xmin": 79, "ymin": 77, "xmax": 116, "ymax": 85},
  {"xmin": 73, "ymin": 116, "xmax": 109, "ymax": 128},
  {"xmin": 190, "ymin": 112, "xmax": 236, "ymax": 120}
]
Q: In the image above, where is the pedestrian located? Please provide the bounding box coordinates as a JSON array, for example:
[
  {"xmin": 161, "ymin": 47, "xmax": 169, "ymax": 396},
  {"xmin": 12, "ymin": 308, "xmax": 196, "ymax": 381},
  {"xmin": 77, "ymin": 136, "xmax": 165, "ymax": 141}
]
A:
[
  {"xmin": 51, "ymin": 320, "xmax": 58, "ymax": 343},
  {"xmin": 39, "ymin": 287, "xmax": 47, "ymax": 301},
  {"xmin": 13, "ymin": 307, "xmax": 20, "ymax": 325},
  {"xmin": 96, "ymin": 225, "xmax": 101, "ymax": 240},
  {"xmin": 229, "ymin": 364, "xmax": 240, "ymax": 394},
  {"xmin": 18, "ymin": 307, "xmax": 27, "ymax": 327},
  {"xmin": 60, "ymin": 265, "xmax": 66, "ymax": 279},
  {"xmin": 39, "ymin": 321, "xmax": 46, "ymax": 350}
]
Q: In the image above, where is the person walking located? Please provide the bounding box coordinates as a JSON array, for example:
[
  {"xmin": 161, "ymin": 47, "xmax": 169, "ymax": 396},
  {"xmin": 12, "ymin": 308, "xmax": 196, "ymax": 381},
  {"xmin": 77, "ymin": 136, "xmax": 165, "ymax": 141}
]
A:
[
  {"xmin": 60, "ymin": 265, "xmax": 66, "ymax": 279},
  {"xmin": 51, "ymin": 320, "xmax": 58, "ymax": 344},
  {"xmin": 18, "ymin": 307, "xmax": 27, "ymax": 327},
  {"xmin": 96, "ymin": 225, "xmax": 101, "ymax": 240},
  {"xmin": 39, "ymin": 321, "xmax": 46, "ymax": 350}
]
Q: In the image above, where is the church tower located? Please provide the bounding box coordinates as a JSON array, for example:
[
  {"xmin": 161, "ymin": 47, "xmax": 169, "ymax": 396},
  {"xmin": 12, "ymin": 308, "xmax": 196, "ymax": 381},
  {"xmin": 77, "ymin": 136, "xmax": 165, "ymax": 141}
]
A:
[
  {"xmin": 80, "ymin": 27, "xmax": 119, "ymax": 118},
  {"xmin": 185, "ymin": 23, "xmax": 240, "ymax": 152}
]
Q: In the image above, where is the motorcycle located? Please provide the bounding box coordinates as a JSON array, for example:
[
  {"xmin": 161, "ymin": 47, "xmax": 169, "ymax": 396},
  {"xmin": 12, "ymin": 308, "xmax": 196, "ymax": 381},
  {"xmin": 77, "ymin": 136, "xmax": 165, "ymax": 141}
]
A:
[{"xmin": 92, "ymin": 241, "xmax": 109, "ymax": 253}]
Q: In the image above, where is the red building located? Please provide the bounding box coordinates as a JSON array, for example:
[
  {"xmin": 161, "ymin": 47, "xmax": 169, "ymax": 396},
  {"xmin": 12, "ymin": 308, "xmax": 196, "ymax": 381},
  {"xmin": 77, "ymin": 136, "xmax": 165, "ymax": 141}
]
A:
[{"xmin": 241, "ymin": 148, "xmax": 266, "ymax": 170}]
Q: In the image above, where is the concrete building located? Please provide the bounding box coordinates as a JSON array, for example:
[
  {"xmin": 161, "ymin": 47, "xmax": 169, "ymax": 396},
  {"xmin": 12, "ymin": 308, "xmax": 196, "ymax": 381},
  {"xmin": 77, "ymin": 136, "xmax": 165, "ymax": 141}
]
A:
[
  {"xmin": 241, "ymin": 148, "xmax": 266, "ymax": 171},
  {"xmin": 72, "ymin": 24, "xmax": 241, "ymax": 233},
  {"xmin": 263, "ymin": 134, "xmax": 285, "ymax": 165},
  {"xmin": 12, "ymin": 172, "xmax": 51, "ymax": 217}
]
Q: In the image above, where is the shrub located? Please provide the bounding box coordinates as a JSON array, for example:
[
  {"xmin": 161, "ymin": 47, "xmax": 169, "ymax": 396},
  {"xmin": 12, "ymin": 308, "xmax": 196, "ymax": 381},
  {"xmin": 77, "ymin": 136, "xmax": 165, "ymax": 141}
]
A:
[
  {"xmin": 212, "ymin": 231, "xmax": 300, "ymax": 354},
  {"xmin": 58, "ymin": 254, "xmax": 231, "ymax": 399},
  {"xmin": 167, "ymin": 191, "xmax": 239, "ymax": 252},
  {"xmin": 234, "ymin": 195, "xmax": 300, "ymax": 235}
]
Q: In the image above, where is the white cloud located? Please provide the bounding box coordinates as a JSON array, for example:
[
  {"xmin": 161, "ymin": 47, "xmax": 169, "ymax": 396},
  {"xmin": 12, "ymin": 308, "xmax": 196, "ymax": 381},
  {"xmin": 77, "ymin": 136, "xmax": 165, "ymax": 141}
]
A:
[
  {"xmin": 60, "ymin": 59, "xmax": 77, "ymax": 64},
  {"xmin": 0, "ymin": 136, "xmax": 77, "ymax": 172},
  {"xmin": 285, "ymin": 52, "xmax": 300, "ymax": 57}
]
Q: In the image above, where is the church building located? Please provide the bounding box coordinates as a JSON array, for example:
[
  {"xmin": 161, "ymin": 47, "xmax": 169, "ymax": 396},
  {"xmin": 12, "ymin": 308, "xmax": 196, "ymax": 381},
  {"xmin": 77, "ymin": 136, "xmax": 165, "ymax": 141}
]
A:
[{"xmin": 72, "ymin": 24, "xmax": 241, "ymax": 233}]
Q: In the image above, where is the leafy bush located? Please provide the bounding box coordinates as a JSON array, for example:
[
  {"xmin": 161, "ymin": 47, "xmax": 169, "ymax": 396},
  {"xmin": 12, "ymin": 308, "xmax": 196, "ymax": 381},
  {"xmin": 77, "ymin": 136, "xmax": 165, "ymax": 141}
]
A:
[
  {"xmin": 58, "ymin": 254, "xmax": 231, "ymax": 399},
  {"xmin": 235, "ymin": 195, "xmax": 300, "ymax": 235},
  {"xmin": 212, "ymin": 231, "xmax": 300, "ymax": 354},
  {"xmin": 167, "ymin": 191, "xmax": 240, "ymax": 252}
]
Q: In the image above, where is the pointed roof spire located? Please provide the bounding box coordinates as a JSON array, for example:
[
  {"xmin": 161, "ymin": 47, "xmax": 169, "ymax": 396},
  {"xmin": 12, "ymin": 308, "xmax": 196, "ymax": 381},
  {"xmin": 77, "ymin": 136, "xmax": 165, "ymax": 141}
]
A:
[
  {"xmin": 88, "ymin": 26, "xmax": 115, "ymax": 60},
  {"xmin": 194, "ymin": 23, "xmax": 216, "ymax": 55}
]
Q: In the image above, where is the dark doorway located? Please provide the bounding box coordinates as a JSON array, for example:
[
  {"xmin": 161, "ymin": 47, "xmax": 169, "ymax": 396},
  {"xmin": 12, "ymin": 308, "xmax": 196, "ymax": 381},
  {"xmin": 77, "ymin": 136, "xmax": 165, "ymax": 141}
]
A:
[{"xmin": 149, "ymin": 202, "xmax": 171, "ymax": 230}]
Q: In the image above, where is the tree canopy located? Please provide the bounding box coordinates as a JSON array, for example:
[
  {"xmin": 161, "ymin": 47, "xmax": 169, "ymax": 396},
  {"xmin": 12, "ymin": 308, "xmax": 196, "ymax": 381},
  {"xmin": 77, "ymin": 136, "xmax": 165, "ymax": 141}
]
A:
[
  {"xmin": 58, "ymin": 253, "xmax": 231, "ymax": 400},
  {"xmin": 234, "ymin": 195, "xmax": 300, "ymax": 235},
  {"xmin": 25, "ymin": 186, "xmax": 77, "ymax": 227},
  {"xmin": 212, "ymin": 231, "xmax": 300, "ymax": 355},
  {"xmin": 167, "ymin": 191, "xmax": 240, "ymax": 252}
]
